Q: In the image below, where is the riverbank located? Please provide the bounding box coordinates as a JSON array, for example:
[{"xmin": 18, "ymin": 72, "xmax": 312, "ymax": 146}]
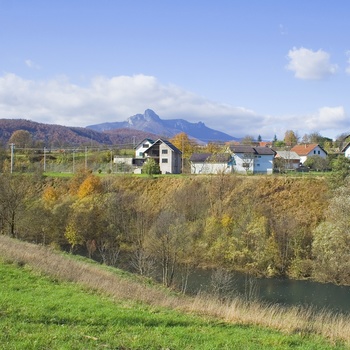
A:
[{"xmin": 0, "ymin": 235, "xmax": 349, "ymax": 348}]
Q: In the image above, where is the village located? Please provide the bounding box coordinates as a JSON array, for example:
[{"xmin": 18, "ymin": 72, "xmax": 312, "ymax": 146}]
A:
[{"xmin": 114, "ymin": 135, "xmax": 349, "ymax": 175}]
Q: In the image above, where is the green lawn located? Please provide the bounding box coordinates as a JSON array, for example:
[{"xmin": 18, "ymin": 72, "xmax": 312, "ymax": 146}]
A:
[{"xmin": 0, "ymin": 262, "xmax": 347, "ymax": 350}]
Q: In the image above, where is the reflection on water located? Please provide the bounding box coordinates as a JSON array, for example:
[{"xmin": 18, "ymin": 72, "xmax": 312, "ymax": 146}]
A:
[{"xmin": 182, "ymin": 269, "xmax": 350, "ymax": 314}]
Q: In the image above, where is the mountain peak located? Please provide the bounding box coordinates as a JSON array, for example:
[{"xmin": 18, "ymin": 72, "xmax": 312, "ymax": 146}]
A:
[
  {"xmin": 144, "ymin": 109, "xmax": 160, "ymax": 121},
  {"xmin": 87, "ymin": 110, "xmax": 237, "ymax": 143},
  {"xmin": 127, "ymin": 109, "xmax": 160, "ymax": 125}
]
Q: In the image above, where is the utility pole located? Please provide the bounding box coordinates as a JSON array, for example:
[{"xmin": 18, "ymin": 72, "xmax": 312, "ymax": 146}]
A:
[
  {"xmin": 182, "ymin": 137, "xmax": 184, "ymax": 173},
  {"xmin": 85, "ymin": 146, "xmax": 88, "ymax": 170},
  {"xmin": 43, "ymin": 147, "xmax": 46, "ymax": 172},
  {"xmin": 72, "ymin": 149, "xmax": 75, "ymax": 173},
  {"xmin": 110, "ymin": 149, "xmax": 113, "ymax": 172},
  {"xmin": 10, "ymin": 143, "xmax": 14, "ymax": 174}
]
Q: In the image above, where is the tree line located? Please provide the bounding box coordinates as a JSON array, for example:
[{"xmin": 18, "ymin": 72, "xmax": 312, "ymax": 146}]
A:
[{"xmin": 1, "ymin": 169, "xmax": 349, "ymax": 288}]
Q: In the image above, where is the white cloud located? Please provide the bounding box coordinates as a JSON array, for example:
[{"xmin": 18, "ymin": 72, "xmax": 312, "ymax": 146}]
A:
[
  {"xmin": 0, "ymin": 73, "xmax": 347, "ymax": 140},
  {"xmin": 286, "ymin": 47, "xmax": 338, "ymax": 80},
  {"xmin": 25, "ymin": 59, "xmax": 41, "ymax": 70},
  {"xmin": 0, "ymin": 73, "xmax": 259, "ymax": 137},
  {"xmin": 305, "ymin": 106, "xmax": 346, "ymax": 130}
]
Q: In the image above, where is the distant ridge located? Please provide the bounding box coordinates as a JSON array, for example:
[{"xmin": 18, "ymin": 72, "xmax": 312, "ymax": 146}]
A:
[
  {"xmin": 87, "ymin": 109, "xmax": 238, "ymax": 143},
  {"xmin": 0, "ymin": 119, "xmax": 156, "ymax": 148}
]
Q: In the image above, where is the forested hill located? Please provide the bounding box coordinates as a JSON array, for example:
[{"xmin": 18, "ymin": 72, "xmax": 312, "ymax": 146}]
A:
[
  {"xmin": 0, "ymin": 119, "xmax": 160, "ymax": 147},
  {"xmin": 3, "ymin": 172, "xmax": 348, "ymax": 285}
]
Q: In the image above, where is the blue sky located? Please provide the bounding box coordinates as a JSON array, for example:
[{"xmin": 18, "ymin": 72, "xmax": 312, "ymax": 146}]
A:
[{"xmin": 1, "ymin": 0, "xmax": 350, "ymax": 140}]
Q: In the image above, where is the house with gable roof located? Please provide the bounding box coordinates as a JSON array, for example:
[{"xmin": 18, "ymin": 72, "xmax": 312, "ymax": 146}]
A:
[
  {"xmin": 189, "ymin": 153, "xmax": 234, "ymax": 174},
  {"xmin": 290, "ymin": 144, "xmax": 327, "ymax": 164},
  {"xmin": 143, "ymin": 138, "xmax": 182, "ymax": 174},
  {"xmin": 135, "ymin": 138, "xmax": 155, "ymax": 158},
  {"xmin": 341, "ymin": 142, "xmax": 350, "ymax": 158},
  {"xmin": 274, "ymin": 150, "xmax": 301, "ymax": 170},
  {"xmin": 228, "ymin": 145, "xmax": 275, "ymax": 174}
]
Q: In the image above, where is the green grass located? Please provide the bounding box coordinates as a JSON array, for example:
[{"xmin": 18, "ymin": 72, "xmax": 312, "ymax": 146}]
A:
[{"xmin": 0, "ymin": 262, "xmax": 347, "ymax": 350}]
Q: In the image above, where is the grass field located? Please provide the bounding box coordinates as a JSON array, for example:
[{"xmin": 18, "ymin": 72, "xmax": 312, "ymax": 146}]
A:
[
  {"xmin": 1, "ymin": 262, "xmax": 347, "ymax": 350},
  {"xmin": 0, "ymin": 235, "xmax": 349, "ymax": 349}
]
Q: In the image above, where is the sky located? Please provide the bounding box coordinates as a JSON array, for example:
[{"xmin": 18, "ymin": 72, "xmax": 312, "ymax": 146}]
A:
[{"xmin": 1, "ymin": 0, "xmax": 350, "ymax": 141}]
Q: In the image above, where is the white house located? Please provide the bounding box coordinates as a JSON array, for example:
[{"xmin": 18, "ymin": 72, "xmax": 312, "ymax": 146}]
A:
[
  {"xmin": 228, "ymin": 145, "xmax": 275, "ymax": 174},
  {"xmin": 291, "ymin": 144, "xmax": 327, "ymax": 164},
  {"xmin": 135, "ymin": 138, "xmax": 155, "ymax": 158},
  {"xmin": 143, "ymin": 139, "xmax": 182, "ymax": 174},
  {"xmin": 341, "ymin": 142, "xmax": 350, "ymax": 158},
  {"xmin": 190, "ymin": 153, "xmax": 234, "ymax": 174}
]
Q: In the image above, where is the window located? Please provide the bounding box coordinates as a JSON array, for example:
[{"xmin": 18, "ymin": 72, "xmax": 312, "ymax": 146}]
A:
[
  {"xmin": 162, "ymin": 158, "xmax": 168, "ymax": 163},
  {"xmin": 143, "ymin": 143, "xmax": 149, "ymax": 148},
  {"xmin": 314, "ymin": 150, "xmax": 316, "ymax": 154},
  {"xmin": 162, "ymin": 149, "xmax": 168, "ymax": 154},
  {"xmin": 318, "ymin": 150, "xmax": 320, "ymax": 154}
]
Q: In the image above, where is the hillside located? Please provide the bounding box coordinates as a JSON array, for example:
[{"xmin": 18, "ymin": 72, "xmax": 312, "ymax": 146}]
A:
[
  {"xmin": 0, "ymin": 235, "xmax": 349, "ymax": 348},
  {"xmin": 0, "ymin": 119, "xmax": 160, "ymax": 148}
]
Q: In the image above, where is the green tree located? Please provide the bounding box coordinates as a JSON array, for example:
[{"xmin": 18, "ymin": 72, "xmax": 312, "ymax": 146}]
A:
[
  {"xmin": 329, "ymin": 155, "xmax": 350, "ymax": 187},
  {"xmin": 142, "ymin": 158, "xmax": 160, "ymax": 176},
  {"xmin": 303, "ymin": 155, "xmax": 329, "ymax": 171}
]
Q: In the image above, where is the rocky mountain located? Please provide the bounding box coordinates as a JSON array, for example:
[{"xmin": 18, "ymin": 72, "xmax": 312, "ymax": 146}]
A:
[{"xmin": 87, "ymin": 109, "xmax": 237, "ymax": 143}]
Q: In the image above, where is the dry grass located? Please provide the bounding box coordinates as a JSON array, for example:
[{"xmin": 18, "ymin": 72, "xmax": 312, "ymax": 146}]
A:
[{"xmin": 1, "ymin": 234, "xmax": 349, "ymax": 346}]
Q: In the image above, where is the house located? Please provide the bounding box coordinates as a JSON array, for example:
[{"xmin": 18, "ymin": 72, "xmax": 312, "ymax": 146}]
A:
[
  {"xmin": 113, "ymin": 156, "xmax": 146, "ymax": 173},
  {"xmin": 143, "ymin": 139, "xmax": 182, "ymax": 174},
  {"xmin": 341, "ymin": 142, "xmax": 350, "ymax": 158},
  {"xmin": 228, "ymin": 145, "xmax": 275, "ymax": 174},
  {"xmin": 189, "ymin": 153, "xmax": 234, "ymax": 174},
  {"xmin": 290, "ymin": 144, "xmax": 327, "ymax": 164},
  {"xmin": 135, "ymin": 138, "xmax": 155, "ymax": 158},
  {"xmin": 274, "ymin": 150, "xmax": 301, "ymax": 170}
]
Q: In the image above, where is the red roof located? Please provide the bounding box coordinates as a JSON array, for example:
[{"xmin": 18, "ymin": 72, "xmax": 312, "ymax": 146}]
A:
[{"xmin": 291, "ymin": 144, "xmax": 320, "ymax": 156}]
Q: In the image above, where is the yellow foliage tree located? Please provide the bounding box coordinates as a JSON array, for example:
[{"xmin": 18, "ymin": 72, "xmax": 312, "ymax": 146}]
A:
[
  {"xmin": 64, "ymin": 221, "xmax": 83, "ymax": 252},
  {"xmin": 77, "ymin": 174, "xmax": 102, "ymax": 198},
  {"xmin": 169, "ymin": 132, "xmax": 196, "ymax": 158},
  {"xmin": 42, "ymin": 186, "xmax": 59, "ymax": 206}
]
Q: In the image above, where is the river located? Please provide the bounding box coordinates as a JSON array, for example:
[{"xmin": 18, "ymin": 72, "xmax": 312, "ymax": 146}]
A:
[{"xmin": 181, "ymin": 269, "xmax": 350, "ymax": 314}]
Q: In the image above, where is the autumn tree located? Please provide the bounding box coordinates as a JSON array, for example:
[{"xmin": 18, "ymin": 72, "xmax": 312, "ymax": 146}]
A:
[
  {"xmin": 312, "ymin": 183, "xmax": 350, "ymax": 284},
  {"xmin": 205, "ymin": 142, "xmax": 222, "ymax": 154},
  {"xmin": 169, "ymin": 132, "xmax": 196, "ymax": 158},
  {"xmin": 68, "ymin": 169, "xmax": 92, "ymax": 195},
  {"xmin": 169, "ymin": 132, "xmax": 197, "ymax": 173},
  {"xmin": 77, "ymin": 174, "xmax": 102, "ymax": 198},
  {"xmin": 146, "ymin": 210, "xmax": 187, "ymax": 287},
  {"xmin": 284, "ymin": 130, "xmax": 298, "ymax": 147},
  {"xmin": 0, "ymin": 174, "xmax": 33, "ymax": 237},
  {"xmin": 241, "ymin": 135, "xmax": 255, "ymax": 145},
  {"xmin": 8, "ymin": 130, "xmax": 33, "ymax": 149}
]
